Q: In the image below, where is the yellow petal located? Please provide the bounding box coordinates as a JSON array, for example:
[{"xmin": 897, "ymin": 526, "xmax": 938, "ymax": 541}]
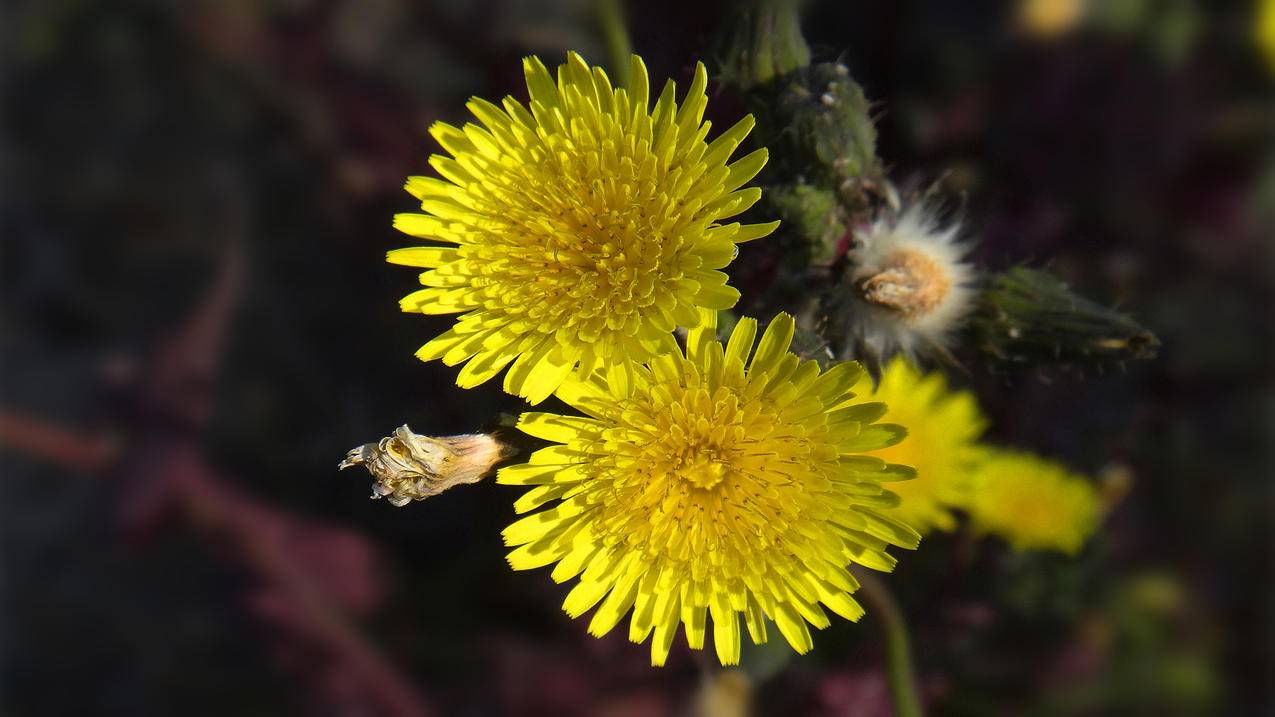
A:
[
  {"xmin": 523, "ymin": 56, "xmax": 560, "ymax": 107},
  {"xmin": 773, "ymin": 602, "xmax": 813, "ymax": 654},
  {"xmin": 587, "ymin": 559, "xmax": 643, "ymax": 637},
  {"xmin": 503, "ymin": 501, "xmax": 586, "ymax": 545},
  {"xmin": 517, "ymin": 412, "xmax": 600, "ymax": 443},
  {"xmin": 731, "ymin": 220, "xmax": 780, "ymax": 243},
  {"xmin": 696, "ymin": 283, "xmax": 741, "ymax": 311},
  {"xmin": 709, "ymin": 597, "xmax": 741, "ymax": 665},
  {"xmin": 723, "ymin": 148, "xmax": 768, "ymax": 192},
  {"xmin": 744, "ymin": 594, "xmax": 768, "ymax": 645},
  {"xmin": 562, "ymin": 577, "xmax": 611, "ymax": 619},
  {"xmin": 681, "ymin": 601, "xmax": 707, "ymax": 650},
  {"xmin": 650, "ymin": 593, "xmax": 681, "ymax": 667},
  {"xmin": 386, "ymin": 246, "xmax": 458, "ymax": 268},
  {"xmin": 750, "ymin": 313, "xmax": 795, "ymax": 373},
  {"xmin": 496, "ymin": 462, "xmax": 582, "ymax": 486}
]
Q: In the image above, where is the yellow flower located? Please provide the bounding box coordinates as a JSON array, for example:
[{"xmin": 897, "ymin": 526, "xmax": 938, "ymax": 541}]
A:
[
  {"xmin": 966, "ymin": 449, "xmax": 1101, "ymax": 555},
  {"xmin": 390, "ymin": 52, "xmax": 778, "ymax": 404},
  {"xmin": 1016, "ymin": 0, "xmax": 1085, "ymax": 40},
  {"xmin": 858, "ymin": 357, "xmax": 987, "ymax": 535},
  {"xmin": 497, "ymin": 312, "xmax": 920, "ymax": 666},
  {"xmin": 1259, "ymin": 0, "xmax": 1275, "ymax": 74}
]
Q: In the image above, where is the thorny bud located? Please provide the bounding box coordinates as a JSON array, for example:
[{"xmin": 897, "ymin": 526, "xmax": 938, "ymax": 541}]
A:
[
  {"xmin": 746, "ymin": 62, "xmax": 884, "ymax": 207},
  {"xmin": 717, "ymin": 1, "xmax": 882, "ymax": 206},
  {"xmin": 967, "ymin": 267, "xmax": 1160, "ymax": 369},
  {"xmin": 339, "ymin": 425, "xmax": 518, "ymax": 506},
  {"xmin": 717, "ymin": 2, "xmax": 889, "ymax": 302}
]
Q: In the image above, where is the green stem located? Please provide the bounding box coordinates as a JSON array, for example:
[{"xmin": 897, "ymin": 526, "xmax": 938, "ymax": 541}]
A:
[
  {"xmin": 595, "ymin": 0, "xmax": 632, "ymax": 87},
  {"xmin": 855, "ymin": 570, "xmax": 925, "ymax": 717},
  {"xmin": 717, "ymin": 0, "xmax": 811, "ymax": 89}
]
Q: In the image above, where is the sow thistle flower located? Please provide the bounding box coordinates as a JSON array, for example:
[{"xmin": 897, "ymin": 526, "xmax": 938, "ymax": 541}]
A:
[
  {"xmin": 858, "ymin": 357, "xmax": 987, "ymax": 535},
  {"xmin": 497, "ymin": 312, "xmax": 920, "ymax": 666},
  {"xmin": 966, "ymin": 449, "xmax": 1101, "ymax": 555},
  {"xmin": 391, "ymin": 52, "xmax": 778, "ymax": 404}
]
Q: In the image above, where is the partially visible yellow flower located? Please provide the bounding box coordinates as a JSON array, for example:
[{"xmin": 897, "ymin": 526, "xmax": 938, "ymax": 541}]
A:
[
  {"xmin": 858, "ymin": 357, "xmax": 987, "ymax": 535},
  {"xmin": 1016, "ymin": 0, "xmax": 1086, "ymax": 40},
  {"xmin": 1259, "ymin": 0, "xmax": 1275, "ymax": 75},
  {"xmin": 966, "ymin": 449, "xmax": 1101, "ymax": 555},
  {"xmin": 391, "ymin": 52, "xmax": 777, "ymax": 404},
  {"xmin": 498, "ymin": 312, "xmax": 919, "ymax": 666}
]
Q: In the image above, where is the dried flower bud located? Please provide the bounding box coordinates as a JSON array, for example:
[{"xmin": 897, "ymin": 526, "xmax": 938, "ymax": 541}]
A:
[
  {"xmin": 825, "ymin": 199, "xmax": 977, "ymax": 374},
  {"xmin": 339, "ymin": 425, "xmax": 516, "ymax": 506}
]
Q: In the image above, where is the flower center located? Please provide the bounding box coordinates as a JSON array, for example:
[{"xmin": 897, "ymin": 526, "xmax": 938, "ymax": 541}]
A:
[
  {"xmin": 470, "ymin": 137, "xmax": 692, "ymax": 348},
  {"xmin": 583, "ymin": 371, "xmax": 849, "ymax": 576},
  {"xmin": 678, "ymin": 453, "xmax": 730, "ymax": 490}
]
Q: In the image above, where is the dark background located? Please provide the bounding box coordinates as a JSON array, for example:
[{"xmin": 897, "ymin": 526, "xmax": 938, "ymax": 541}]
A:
[{"xmin": 2, "ymin": 1, "xmax": 1271, "ymax": 715}]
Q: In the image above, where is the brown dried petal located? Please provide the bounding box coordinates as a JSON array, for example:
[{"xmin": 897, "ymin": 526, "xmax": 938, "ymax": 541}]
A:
[{"xmin": 339, "ymin": 425, "xmax": 515, "ymax": 506}]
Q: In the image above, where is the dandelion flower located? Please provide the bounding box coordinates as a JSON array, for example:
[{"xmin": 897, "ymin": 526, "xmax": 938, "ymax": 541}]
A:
[
  {"xmin": 391, "ymin": 52, "xmax": 778, "ymax": 404},
  {"xmin": 498, "ymin": 312, "xmax": 920, "ymax": 666},
  {"xmin": 858, "ymin": 357, "xmax": 987, "ymax": 534},
  {"xmin": 966, "ymin": 449, "xmax": 1101, "ymax": 555},
  {"xmin": 837, "ymin": 200, "xmax": 976, "ymax": 370}
]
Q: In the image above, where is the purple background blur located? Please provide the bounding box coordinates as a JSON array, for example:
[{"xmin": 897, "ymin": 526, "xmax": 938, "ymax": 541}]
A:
[{"xmin": 2, "ymin": 1, "xmax": 1272, "ymax": 715}]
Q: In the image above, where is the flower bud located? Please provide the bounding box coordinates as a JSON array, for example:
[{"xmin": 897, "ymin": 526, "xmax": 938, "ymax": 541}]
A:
[
  {"xmin": 749, "ymin": 62, "xmax": 884, "ymax": 200},
  {"xmin": 967, "ymin": 267, "xmax": 1159, "ymax": 369},
  {"xmin": 763, "ymin": 182, "xmax": 847, "ymax": 264}
]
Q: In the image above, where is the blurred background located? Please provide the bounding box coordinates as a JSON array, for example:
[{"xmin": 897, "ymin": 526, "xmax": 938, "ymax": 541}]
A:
[{"xmin": 2, "ymin": 0, "xmax": 1271, "ymax": 714}]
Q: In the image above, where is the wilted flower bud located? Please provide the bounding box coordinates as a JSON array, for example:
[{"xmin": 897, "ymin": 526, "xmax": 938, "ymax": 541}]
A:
[{"xmin": 339, "ymin": 425, "xmax": 517, "ymax": 506}]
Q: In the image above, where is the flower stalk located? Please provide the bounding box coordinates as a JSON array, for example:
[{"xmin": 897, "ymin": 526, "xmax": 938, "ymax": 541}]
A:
[
  {"xmin": 854, "ymin": 570, "xmax": 925, "ymax": 717},
  {"xmin": 716, "ymin": 0, "xmax": 811, "ymax": 90},
  {"xmin": 595, "ymin": 0, "xmax": 633, "ymax": 87}
]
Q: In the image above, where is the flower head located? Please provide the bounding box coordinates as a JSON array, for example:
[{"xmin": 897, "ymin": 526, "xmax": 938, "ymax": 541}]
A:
[
  {"xmin": 966, "ymin": 449, "xmax": 1101, "ymax": 555},
  {"xmin": 497, "ymin": 312, "xmax": 920, "ymax": 666},
  {"xmin": 391, "ymin": 52, "xmax": 778, "ymax": 403},
  {"xmin": 858, "ymin": 357, "xmax": 987, "ymax": 534},
  {"xmin": 837, "ymin": 200, "xmax": 976, "ymax": 370}
]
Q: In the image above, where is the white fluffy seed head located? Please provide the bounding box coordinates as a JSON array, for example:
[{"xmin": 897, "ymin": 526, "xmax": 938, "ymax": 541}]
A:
[{"xmin": 843, "ymin": 202, "xmax": 977, "ymax": 364}]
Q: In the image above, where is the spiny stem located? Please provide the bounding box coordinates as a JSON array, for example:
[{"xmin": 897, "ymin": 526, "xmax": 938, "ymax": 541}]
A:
[{"xmin": 855, "ymin": 570, "xmax": 925, "ymax": 717}]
